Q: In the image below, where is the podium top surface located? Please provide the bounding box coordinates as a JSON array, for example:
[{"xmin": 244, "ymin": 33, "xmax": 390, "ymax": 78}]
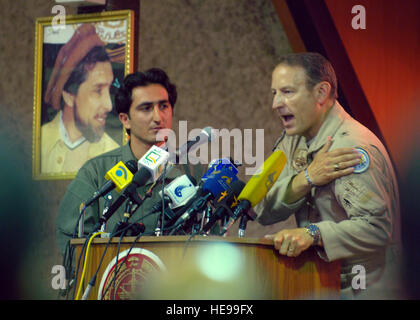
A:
[{"xmin": 70, "ymin": 235, "xmax": 274, "ymax": 246}]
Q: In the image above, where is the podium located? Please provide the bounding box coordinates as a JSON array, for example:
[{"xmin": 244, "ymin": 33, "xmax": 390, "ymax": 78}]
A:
[{"xmin": 70, "ymin": 236, "xmax": 340, "ymax": 300}]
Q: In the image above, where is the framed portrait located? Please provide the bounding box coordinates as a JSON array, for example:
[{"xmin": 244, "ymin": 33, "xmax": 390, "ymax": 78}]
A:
[{"xmin": 32, "ymin": 10, "xmax": 134, "ymax": 180}]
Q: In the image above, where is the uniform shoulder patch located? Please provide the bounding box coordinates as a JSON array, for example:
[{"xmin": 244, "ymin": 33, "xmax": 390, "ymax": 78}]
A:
[{"xmin": 353, "ymin": 147, "xmax": 370, "ymax": 173}]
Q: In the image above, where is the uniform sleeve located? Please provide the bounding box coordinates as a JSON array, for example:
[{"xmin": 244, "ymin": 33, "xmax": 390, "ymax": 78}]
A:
[
  {"xmin": 316, "ymin": 145, "xmax": 396, "ymax": 261},
  {"xmin": 56, "ymin": 164, "xmax": 101, "ymax": 255},
  {"xmin": 255, "ymin": 173, "xmax": 306, "ymax": 225}
]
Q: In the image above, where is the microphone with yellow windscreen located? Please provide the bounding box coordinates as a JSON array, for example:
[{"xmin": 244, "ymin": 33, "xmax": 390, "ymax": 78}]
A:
[
  {"xmin": 104, "ymin": 161, "xmax": 135, "ymax": 193},
  {"xmin": 220, "ymin": 150, "xmax": 287, "ymax": 235}
]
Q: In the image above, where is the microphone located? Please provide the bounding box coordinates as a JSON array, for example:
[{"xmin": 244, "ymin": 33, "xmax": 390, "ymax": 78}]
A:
[
  {"xmin": 150, "ymin": 194, "xmax": 172, "ymax": 214},
  {"xmin": 220, "ymin": 150, "xmax": 287, "ymax": 235},
  {"xmin": 145, "ymin": 132, "xmax": 217, "ymax": 196},
  {"xmin": 161, "ymin": 174, "xmax": 198, "ymax": 209},
  {"xmin": 201, "ymin": 179, "xmax": 246, "ymax": 234},
  {"xmin": 169, "ymin": 126, "xmax": 215, "ymax": 163},
  {"xmin": 153, "ymin": 174, "xmax": 198, "ymax": 235},
  {"xmin": 93, "ymin": 144, "xmax": 176, "ymax": 231},
  {"xmin": 102, "ymin": 145, "xmax": 170, "ymax": 223},
  {"xmin": 137, "ymin": 145, "xmax": 170, "ymax": 184},
  {"xmin": 201, "ymin": 157, "xmax": 239, "ymax": 181},
  {"xmin": 170, "ymin": 167, "xmax": 238, "ymax": 232},
  {"xmin": 112, "ymin": 221, "xmax": 146, "ymax": 238},
  {"xmin": 238, "ymin": 209, "xmax": 257, "ymax": 237},
  {"xmin": 84, "ymin": 160, "xmax": 138, "ymax": 207},
  {"xmin": 96, "ymin": 166, "xmax": 154, "ymax": 228},
  {"xmin": 161, "ymin": 158, "xmax": 235, "ymax": 230}
]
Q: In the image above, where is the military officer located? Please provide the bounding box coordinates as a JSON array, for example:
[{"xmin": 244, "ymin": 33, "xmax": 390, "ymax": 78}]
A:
[{"xmin": 256, "ymin": 53, "xmax": 401, "ymax": 298}]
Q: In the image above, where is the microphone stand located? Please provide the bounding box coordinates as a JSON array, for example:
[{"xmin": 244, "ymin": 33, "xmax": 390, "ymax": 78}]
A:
[
  {"xmin": 155, "ymin": 216, "xmax": 162, "ymax": 236},
  {"xmin": 238, "ymin": 209, "xmax": 257, "ymax": 237},
  {"xmin": 159, "ymin": 161, "xmax": 169, "ymax": 236},
  {"xmin": 100, "ymin": 193, "xmax": 113, "ymax": 236},
  {"xmin": 199, "ymin": 206, "xmax": 212, "ymax": 234},
  {"xmin": 112, "ymin": 200, "xmax": 134, "ymax": 237},
  {"xmin": 238, "ymin": 215, "xmax": 249, "ymax": 238}
]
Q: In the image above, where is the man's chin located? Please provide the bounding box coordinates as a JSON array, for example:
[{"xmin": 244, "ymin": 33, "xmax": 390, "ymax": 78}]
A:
[
  {"xmin": 149, "ymin": 132, "xmax": 169, "ymax": 145},
  {"xmin": 284, "ymin": 128, "xmax": 295, "ymax": 136},
  {"xmin": 133, "ymin": 135, "xmax": 160, "ymax": 147},
  {"xmin": 81, "ymin": 127, "xmax": 105, "ymax": 143}
]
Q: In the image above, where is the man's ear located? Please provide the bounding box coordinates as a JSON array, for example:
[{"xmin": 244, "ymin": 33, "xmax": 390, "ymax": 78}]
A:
[
  {"xmin": 315, "ymin": 81, "xmax": 331, "ymax": 104},
  {"xmin": 62, "ymin": 91, "xmax": 75, "ymax": 108},
  {"xmin": 119, "ymin": 113, "xmax": 131, "ymax": 130}
]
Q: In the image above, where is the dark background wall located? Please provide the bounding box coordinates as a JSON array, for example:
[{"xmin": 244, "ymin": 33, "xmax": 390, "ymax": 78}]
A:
[
  {"xmin": 324, "ymin": 0, "xmax": 419, "ymax": 175},
  {"xmin": 0, "ymin": 0, "xmax": 294, "ymax": 298}
]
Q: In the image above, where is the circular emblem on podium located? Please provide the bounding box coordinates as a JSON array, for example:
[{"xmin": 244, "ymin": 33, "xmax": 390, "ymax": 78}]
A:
[{"xmin": 98, "ymin": 248, "xmax": 166, "ymax": 300}]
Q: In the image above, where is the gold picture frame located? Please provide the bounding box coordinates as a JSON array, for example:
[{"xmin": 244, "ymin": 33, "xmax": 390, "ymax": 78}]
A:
[{"xmin": 32, "ymin": 10, "xmax": 133, "ymax": 180}]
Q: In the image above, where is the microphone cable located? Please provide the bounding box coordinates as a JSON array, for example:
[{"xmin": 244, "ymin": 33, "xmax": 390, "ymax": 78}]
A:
[
  {"xmin": 110, "ymin": 199, "xmax": 137, "ymax": 300},
  {"xmin": 159, "ymin": 162, "xmax": 170, "ymax": 235},
  {"xmin": 60, "ymin": 203, "xmax": 88, "ymax": 300},
  {"xmin": 110, "ymin": 231, "xmax": 125, "ymax": 300},
  {"xmin": 182, "ymin": 231, "xmax": 200, "ymax": 260},
  {"xmin": 72, "ymin": 238, "xmax": 88, "ymax": 300},
  {"xmin": 66, "ymin": 193, "xmax": 155, "ymax": 300},
  {"xmin": 75, "ymin": 231, "xmax": 104, "ymax": 300},
  {"xmin": 74, "ymin": 202, "xmax": 88, "ymax": 238},
  {"xmin": 68, "ymin": 197, "xmax": 109, "ymax": 299},
  {"xmin": 81, "ymin": 232, "xmax": 115, "ymax": 300},
  {"xmin": 100, "ymin": 212, "xmax": 156, "ymax": 300},
  {"xmin": 100, "ymin": 229, "xmax": 154, "ymax": 300},
  {"xmin": 59, "ymin": 240, "xmax": 75, "ymax": 300},
  {"xmin": 72, "ymin": 206, "xmax": 133, "ymax": 301},
  {"xmin": 71, "ymin": 231, "xmax": 94, "ymax": 300},
  {"xmin": 76, "ymin": 220, "xmax": 147, "ymax": 300},
  {"xmin": 71, "ymin": 209, "xmax": 155, "ymax": 300},
  {"xmin": 61, "ymin": 200, "xmax": 92, "ymax": 300}
]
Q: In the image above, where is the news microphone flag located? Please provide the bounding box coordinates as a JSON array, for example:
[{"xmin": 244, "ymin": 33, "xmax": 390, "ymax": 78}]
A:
[
  {"xmin": 170, "ymin": 167, "xmax": 239, "ymax": 231},
  {"xmin": 202, "ymin": 158, "xmax": 239, "ymax": 180},
  {"xmin": 238, "ymin": 150, "xmax": 287, "ymax": 206},
  {"xmin": 161, "ymin": 174, "xmax": 198, "ymax": 209},
  {"xmin": 220, "ymin": 150, "xmax": 287, "ymax": 234},
  {"xmin": 104, "ymin": 161, "xmax": 134, "ymax": 193},
  {"xmin": 138, "ymin": 145, "xmax": 170, "ymax": 183}
]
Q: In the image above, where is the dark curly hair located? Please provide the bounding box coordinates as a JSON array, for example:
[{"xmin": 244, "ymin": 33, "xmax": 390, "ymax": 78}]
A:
[{"xmin": 115, "ymin": 68, "xmax": 177, "ymax": 135}]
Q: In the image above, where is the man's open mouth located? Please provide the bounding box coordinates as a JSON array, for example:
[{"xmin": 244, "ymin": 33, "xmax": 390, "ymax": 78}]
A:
[
  {"xmin": 282, "ymin": 115, "xmax": 294, "ymax": 123},
  {"xmin": 95, "ymin": 114, "xmax": 107, "ymax": 125}
]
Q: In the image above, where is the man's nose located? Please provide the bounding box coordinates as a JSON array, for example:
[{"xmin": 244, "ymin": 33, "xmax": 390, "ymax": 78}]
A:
[
  {"xmin": 272, "ymin": 93, "xmax": 285, "ymax": 110},
  {"xmin": 103, "ymin": 90, "xmax": 113, "ymax": 112},
  {"xmin": 152, "ymin": 105, "xmax": 163, "ymax": 123}
]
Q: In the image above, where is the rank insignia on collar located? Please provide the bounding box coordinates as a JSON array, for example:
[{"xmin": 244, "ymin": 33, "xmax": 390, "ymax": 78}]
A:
[{"xmin": 353, "ymin": 147, "xmax": 370, "ymax": 173}]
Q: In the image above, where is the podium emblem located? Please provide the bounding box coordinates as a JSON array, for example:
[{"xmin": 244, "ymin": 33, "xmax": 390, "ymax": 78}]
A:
[{"xmin": 98, "ymin": 248, "xmax": 166, "ymax": 300}]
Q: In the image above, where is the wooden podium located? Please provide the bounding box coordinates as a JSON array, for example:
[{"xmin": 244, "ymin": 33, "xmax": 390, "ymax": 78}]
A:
[{"xmin": 71, "ymin": 236, "xmax": 340, "ymax": 300}]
